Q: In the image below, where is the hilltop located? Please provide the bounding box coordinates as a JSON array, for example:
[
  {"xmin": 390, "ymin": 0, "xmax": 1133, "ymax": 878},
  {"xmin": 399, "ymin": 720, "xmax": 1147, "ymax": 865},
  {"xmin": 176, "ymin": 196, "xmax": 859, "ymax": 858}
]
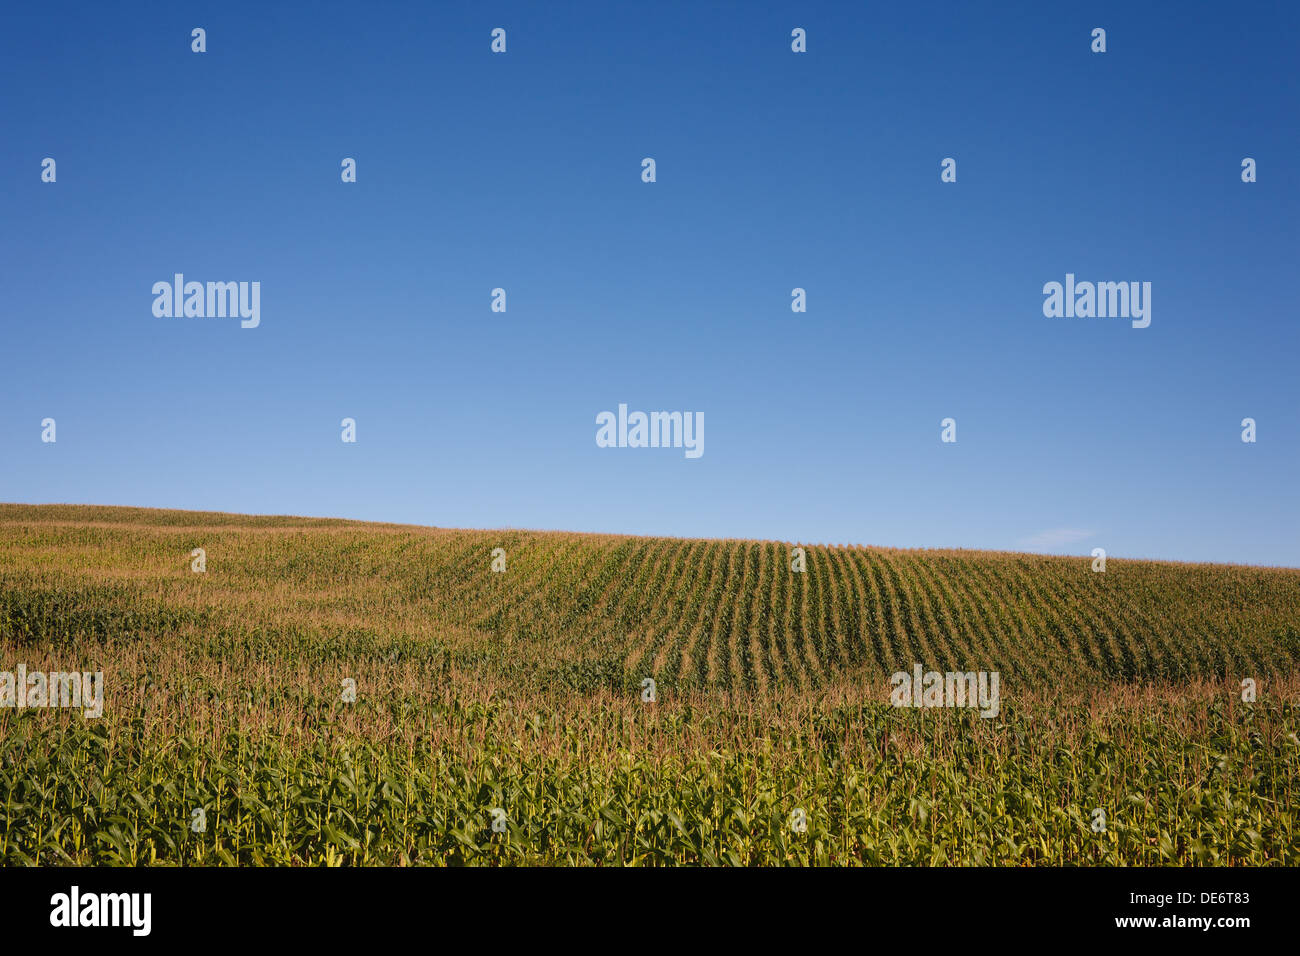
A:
[{"xmin": 3, "ymin": 503, "xmax": 1297, "ymax": 693}]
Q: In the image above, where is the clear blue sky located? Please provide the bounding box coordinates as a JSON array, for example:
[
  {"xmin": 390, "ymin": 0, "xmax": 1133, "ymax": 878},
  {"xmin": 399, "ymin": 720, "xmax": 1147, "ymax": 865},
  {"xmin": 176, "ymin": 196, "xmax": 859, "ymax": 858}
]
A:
[{"xmin": 3, "ymin": 1, "xmax": 1297, "ymax": 566}]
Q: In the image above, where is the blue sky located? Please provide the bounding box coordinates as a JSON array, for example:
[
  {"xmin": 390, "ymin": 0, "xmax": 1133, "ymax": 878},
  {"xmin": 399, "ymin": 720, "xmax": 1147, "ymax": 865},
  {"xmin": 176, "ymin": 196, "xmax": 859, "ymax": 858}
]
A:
[{"xmin": 2, "ymin": 1, "xmax": 1297, "ymax": 566}]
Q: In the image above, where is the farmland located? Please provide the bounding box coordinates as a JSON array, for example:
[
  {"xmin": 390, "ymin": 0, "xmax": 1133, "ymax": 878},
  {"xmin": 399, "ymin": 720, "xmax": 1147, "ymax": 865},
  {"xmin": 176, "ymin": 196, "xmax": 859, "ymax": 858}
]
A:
[{"xmin": 1, "ymin": 503, "xmax": 1298, "ymax": 865}]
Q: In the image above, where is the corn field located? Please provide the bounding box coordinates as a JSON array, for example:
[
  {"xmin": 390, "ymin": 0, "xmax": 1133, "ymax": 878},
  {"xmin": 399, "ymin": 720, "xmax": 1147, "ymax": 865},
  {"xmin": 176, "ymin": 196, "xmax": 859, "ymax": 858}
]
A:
[{"xmin": 1, "ymin": 504, "xmax": 1298, "ymax": 865}]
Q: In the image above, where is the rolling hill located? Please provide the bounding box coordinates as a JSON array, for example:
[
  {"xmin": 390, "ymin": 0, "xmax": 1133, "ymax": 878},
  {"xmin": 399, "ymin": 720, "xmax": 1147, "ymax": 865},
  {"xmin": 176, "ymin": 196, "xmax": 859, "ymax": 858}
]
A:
[
  {"xmin": 2, "ymin": 503, "xmax": 1298, "ymax": 865},
  {"xmin": 2, "ymin": 504, "xmax": 1297, "ymax": 692}
]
